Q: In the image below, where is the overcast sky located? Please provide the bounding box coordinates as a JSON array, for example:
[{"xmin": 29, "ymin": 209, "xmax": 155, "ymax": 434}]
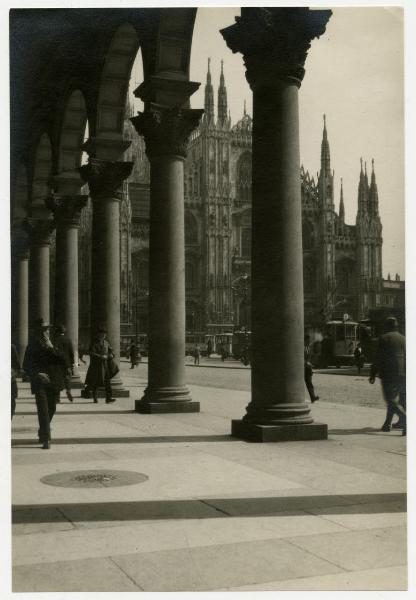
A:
[{"xmin": 133, "ymin": 7, "xmax": 404, "ymax": 279}]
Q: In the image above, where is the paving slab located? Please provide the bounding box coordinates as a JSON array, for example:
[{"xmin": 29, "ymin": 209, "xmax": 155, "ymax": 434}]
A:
[
  {"xmin": 12, "ymin": 511, "xmax": 347, "ymax": 567},
  {"xmin": 13, "ymin": 556, "xmax": 142, "ymax": 592},
  {"xmin": 112, "ymin": 537, "xmax": 344, "ymax": 591},
  {"xmin": 222, "ymin": 564, "xmax": 408, "ymax": 591},
  {"xmin": 287, "ymin": 525, "xmax": 407, "ymax": 571}
]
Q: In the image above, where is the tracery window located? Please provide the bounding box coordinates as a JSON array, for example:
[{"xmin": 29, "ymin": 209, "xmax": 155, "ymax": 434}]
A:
[
  {"xmin": 237, "ymin": 152, "xmax": 252, "ymax": 202},
  {"xmin": 241, "ymin": 228, "xmax": 251, "ymax": 258}
]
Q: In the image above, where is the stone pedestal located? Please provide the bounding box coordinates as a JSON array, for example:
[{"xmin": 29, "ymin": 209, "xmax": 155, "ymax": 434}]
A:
[
  {"xmin": 221, "ymin": 8, "xmax": 332, "ymax": 442},
  {"xmin": 131, "ymin": 96, "xmax": 203, "ymax": 414},
  {"xmin": 25, "ymin": 218, "xmax": 55, "ymax": 326},
  {"xmin": 80, "ymin": 155, "xmax": 133, "ymax": 396}
]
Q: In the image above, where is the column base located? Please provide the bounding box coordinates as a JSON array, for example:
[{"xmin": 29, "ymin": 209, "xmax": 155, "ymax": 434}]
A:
[
  {"xmin": 231, "ymin": 419, "xmax": 328, "ymax": 442},
  {"xmin": 135, "ymin": 399, "xmax": 200, "ymax": 414},
  {"xmin": 135, "ymin": 385, "xmax": 199, "ymax": 413}
]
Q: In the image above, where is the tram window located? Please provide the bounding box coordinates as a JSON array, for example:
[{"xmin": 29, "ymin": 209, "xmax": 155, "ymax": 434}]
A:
[{"xmin": 336, "ymin": 327, "xmax": 344, "ymax": 340}]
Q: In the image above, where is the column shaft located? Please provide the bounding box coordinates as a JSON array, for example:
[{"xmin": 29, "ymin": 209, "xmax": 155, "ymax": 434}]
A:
[
  {"xmin": 248, "ymin": 82, "xmax": 308, "ymax": 422},
  {"xmin": 147, "ymin": 156, "xmax": 187, "ymax": 397},
  {"xmin": 91, "ymin": 196, "xmax": 121, "ymax": 366},
  {"xmin": 29, "ymin": 243, "xmax": 50, "ymax": 325},
  {"xmin": 131, "ymin": 100, "xmax": 203, "ymax": 413},
  {"xmin": 15, "ymin": 254, "xmax": 29, "ymax": 366},
  {"xmin": 55, "ymin": 226, "xmax": 80, "ymax": 372}
]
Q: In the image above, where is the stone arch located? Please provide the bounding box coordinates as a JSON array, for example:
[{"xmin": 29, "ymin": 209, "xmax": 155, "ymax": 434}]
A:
[
  {"xmin": 31, "ymin": 133, "xmax": 53, "ymax": 208},
  {"xmin": 152, "ymin": 9, "xmax": 196, "ymax": 79},
  {"xmin": 58, "ymin": 89, "xmax": 88, "ymax": 173},
  {"xmin": 96, "ymin": 23, "xmax": 140, "ymax": 140}
]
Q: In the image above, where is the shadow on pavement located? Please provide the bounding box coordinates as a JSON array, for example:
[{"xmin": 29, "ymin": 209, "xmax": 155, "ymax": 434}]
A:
[
  {"xmin": 12, "ymin": 492, "xmax": 406, "ymax": 523},
  {"xmin": 329, "ymin": 427, "xmax": 403, "ymax": 436},
  {"xmin": 14, "ymin": 410, "xmax": 136, "ymax": 416},
  {"xmin": 12, "ymin": 434, "xmax": 237, "ymax": 446}
]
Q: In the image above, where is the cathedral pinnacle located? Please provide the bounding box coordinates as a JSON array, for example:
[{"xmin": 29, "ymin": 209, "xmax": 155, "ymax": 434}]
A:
[
  {"xmin": 320, "ymin": 113, "xmax": 330, "ymax": 174},
  {"xmin": 204, "ymin": 57, "xmax": 214, "ymax": 124},
  {"xmin": 244, "ymin": 99, "xmax": 247, "ymax": 116},
  {"xmin": 217, "ymin": 58, "xmax": 228, "ymax": 127},
  {"xmin": 339, "ymin": 177, "xmax": 345, "ymax": 223},
  {"xmin": 369, "ymin": 157, "xmax": 379, "ymax": 216}
]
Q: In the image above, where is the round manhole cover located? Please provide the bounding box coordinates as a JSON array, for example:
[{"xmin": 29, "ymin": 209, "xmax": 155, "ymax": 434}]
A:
[{"xmin": 40, "ymin": 469, "xmax": 149, "ymax": 488}]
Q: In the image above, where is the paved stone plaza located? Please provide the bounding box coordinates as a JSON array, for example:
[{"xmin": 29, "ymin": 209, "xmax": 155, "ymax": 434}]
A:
[{"xmin": 11, "ymin": 362, "xmax": 407, "ymax": 592}]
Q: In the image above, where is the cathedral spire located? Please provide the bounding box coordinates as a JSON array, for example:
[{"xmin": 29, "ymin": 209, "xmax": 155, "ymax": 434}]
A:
[
  {"xmin": 357, "ymin": 157, "xmax": 368, "ymax": 217},
  {"xmin": 244, "ymin": 99, "xmax": 247, "ymax": 116},
  {"xmin": 204, "ymin": 57, "xmax": 214, "ymax": 124},
  {"xmin": 368, "ymin": 158, "xmax": 379, "ymax": 216},
  {"xmin": 217, "ymin": 59, "xmax": 228, "ymax": 127},
  {"xmin": 339, "ymin": 178, "xmax": 345, "ymax": 224},
  {"xmin": 320, "ymin": 113, "xmax": 330, "ymax": 174}
]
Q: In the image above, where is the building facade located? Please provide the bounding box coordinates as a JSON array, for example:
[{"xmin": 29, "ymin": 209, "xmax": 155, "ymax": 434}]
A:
[{"xmin": 78, "ymin": 59, "xmax": 392, "ymax": 346}]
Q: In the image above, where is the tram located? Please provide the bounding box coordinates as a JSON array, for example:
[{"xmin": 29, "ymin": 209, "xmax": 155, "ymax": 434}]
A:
[{"xmin": 319, "ymin": 320, "xmax": 360, "ymax": 367}]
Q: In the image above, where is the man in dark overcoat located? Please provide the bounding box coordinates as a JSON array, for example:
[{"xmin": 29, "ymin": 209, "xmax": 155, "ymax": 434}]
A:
[
  {"xmin": 85, "ymin": 327, "xmax": 116, "ymax": 403},
  {"xmin": 369, "ymin": 316, "xmax": 406, "ymax": 434},
  {"xmin": 53, "ymin": 324, "xmax": 75, "ymax": 402},
  {"xmin": 23, "ymin": 318, "xmax": 66, "ymax": 448}
]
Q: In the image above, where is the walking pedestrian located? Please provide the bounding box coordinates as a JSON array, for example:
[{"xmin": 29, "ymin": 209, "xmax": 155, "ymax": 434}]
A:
[
  {"xmin": 85, "ymin": 326, "xmax": 116, "ymax": 404},
  {"xmin": 369, "ymin": 316, "xmax": 406, "ymax": 435},
  {"xmin": 129, "ymin": 339, "xmax": 140, "ymax": 369},
  {"xmin": 207, "ymin": 338, "xmax": 212, "ymax": 358},
  {"xmin": 194, "ymin": 344, "xmax": 200, "ymax": 366},
  {"xmin": 53, "ymin": 324, "xmax": 75, "ymax": 402},
  {"xmin": 354, "ymin": 342, "xmax": 365, "ymax": 374},
  {"xmin": 22, "ymin": 318, "xmax": 66, "ymax": 449},
  {"xmin": 11, "ymin": 343, "xmax": 20, "ymax": 419},
  {"xmin": 304, "ymin": 334, "xmax": 319, "ymax": 403}
]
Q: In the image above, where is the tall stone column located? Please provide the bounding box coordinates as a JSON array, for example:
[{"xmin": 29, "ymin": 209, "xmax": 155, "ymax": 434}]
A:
[
  {"xmin": 221, "ymin": 8, "xmax": 331, "ymax": 441},
  {"xmin": 46, "ymin": 193, "xmax": 87, "ymax": 384},
  {"xmin": 79, "ymin": 158, "xmax": 133, "ymax": 397},
  {"xmin": 11, "ymin": 225, "xmax": 30, "ymax": 367},
  {"xmin": 24, "ymin": 217, "xmax": 55, "ymax": 328},
  {"xmin": 131, "ymin": 101, "xmax": 203, "ymax": 413}
]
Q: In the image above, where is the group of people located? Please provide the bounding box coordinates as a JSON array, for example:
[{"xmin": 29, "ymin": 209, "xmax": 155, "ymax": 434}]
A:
[
  {"xmin": 12, "ymin": 315, "xmax": 407, "ymax": 448},
  {"xmin": 304, "ymin": 316, "xmax": 406, "ymax": 435},
  {"xmin": 14, "ymin": 320, "xmax": 119, "ymax": 449}
]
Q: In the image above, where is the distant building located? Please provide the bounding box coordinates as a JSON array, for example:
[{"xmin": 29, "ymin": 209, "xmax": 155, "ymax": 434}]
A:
[{"xmin": 78, "ymin": 59, "xmax": 403, "ymax": 345}]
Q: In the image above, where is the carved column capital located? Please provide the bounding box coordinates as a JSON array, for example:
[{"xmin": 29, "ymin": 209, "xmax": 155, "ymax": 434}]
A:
[
  {"xmin": 131, "ymin": 103, "xmax": 204, "ymax": 160},
  {"xmin": 23, "ymin": 217, "xmax": 55, "ymax": 247},
  {"xmin": 45, "ymin": 194, "xmax": 88, "ymax": 229},
  {"xmin": 79, "ymin": 159, "xmax": 133, "ymax": 200},
  {"xmin": 221, "ymin": 8, "xmax": 332, "ymax": 88}
]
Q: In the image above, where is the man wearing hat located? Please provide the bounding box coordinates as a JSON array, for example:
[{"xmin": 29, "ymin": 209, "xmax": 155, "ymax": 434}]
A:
[
  {"xmin": 84, "ymin": 326, "xmax": 116, "ymax": 404},
  {"xmin": 22, "ymin": 318, "xmax": 66, "ymax": 449},
  {"xmin": 369, "ymin": 316, "xmax": 406, "ymax": 435}
]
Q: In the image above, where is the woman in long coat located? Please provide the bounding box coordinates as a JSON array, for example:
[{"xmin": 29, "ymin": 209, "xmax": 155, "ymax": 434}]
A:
[{"xmin": 85, "ymin": 327, "xmax": 115, "ymax": 403}]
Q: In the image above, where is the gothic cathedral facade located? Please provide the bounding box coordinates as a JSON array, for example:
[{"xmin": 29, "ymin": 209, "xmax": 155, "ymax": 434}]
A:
[{"xmin": 78, "ymin": 59, "xmax": 384, "ymax": 347}]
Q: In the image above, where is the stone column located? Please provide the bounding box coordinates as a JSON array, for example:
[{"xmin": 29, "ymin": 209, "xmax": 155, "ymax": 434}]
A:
[
  {"xmin": 11, "ymin": 225, "xmax": 29, "ymax": 367},
  {"xmin": 79, "ymin": 158, "xmax": 133, "ymax": 397},
  {"xmin": 25, "ymin": 217, "xmax": 55, "ymax": 327},
  {"xmin": 221, "ymin": 8, "xmax": 331, "ymax": 441},
  {"xmin": 131, "ymin": 100, "xmax": 203, "ymax": 413},
  {"xmin": 46, "ymin": 193, "xmax": 87, "ymax": 385}
]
